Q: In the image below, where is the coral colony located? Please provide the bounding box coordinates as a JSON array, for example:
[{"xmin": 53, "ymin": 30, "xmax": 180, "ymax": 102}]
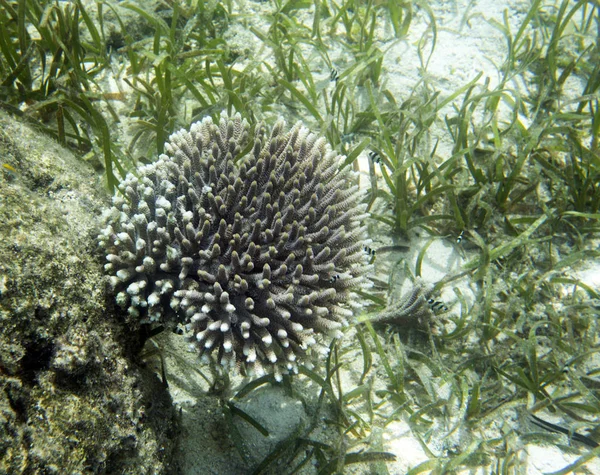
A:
[{"xmin": 99, "ymin": 113, "xmax": 370, "ymax": 380}]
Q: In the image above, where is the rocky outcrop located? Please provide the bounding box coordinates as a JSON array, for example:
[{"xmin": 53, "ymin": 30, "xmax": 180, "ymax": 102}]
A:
[{"xmin": 0, "ymin": 111, "xmax": 177, "ymax": 474}]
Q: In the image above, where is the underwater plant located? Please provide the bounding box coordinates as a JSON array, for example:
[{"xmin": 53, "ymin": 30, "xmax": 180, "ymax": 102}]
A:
[{"xmin": 98, "ymin": 112, "xmax": 370, "ymax": 380}]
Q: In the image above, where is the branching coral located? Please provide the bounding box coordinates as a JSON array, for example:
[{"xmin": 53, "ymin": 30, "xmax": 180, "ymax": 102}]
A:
[{"xmin": 99, "ymin": 112, "xmax": 370, "ymax": 379}]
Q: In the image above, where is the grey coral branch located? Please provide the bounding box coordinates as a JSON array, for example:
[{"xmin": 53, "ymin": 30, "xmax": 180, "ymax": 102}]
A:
[{"xmin": 99, "ymin": 112, "xmax": 371, "ymax": 380}]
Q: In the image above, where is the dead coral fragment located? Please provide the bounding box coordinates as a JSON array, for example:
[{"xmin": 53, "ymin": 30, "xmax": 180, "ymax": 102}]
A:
[
  {"xmin": 368, "ymin": 279, "xmax": 435, "ymax": 328},
  {"xmin": 99, "ymin": 112, "xmax": 370, "ymax": 380}
]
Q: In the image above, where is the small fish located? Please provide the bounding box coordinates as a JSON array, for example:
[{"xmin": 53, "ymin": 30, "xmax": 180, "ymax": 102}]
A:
[
  {"xmin": 2, "ymin": 163, "xmax": 16, "ymax": 173},
  {"xmin": 330, "ymin": 68, "xmax": 339, "ymax": 82},
  {"xmin": 364, "ymin": 245, "xmax": 376, "ymax": 256},
  {"xmin": 428, "ymin": 298, "xmax": 448, "ymax": 312},
  {"xmin": 329, "ymin": 275, "xmax": 340, "ymax": 283},
  {"xmin": 456, "ymin": 230, "xmax": 465, "ymax": 244},
  {"xmin": 368, "ymin": 151, "xmax": 381, "ymax": 164}
]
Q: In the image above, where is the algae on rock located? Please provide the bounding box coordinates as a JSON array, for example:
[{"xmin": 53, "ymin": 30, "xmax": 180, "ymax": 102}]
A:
[{"xmin": 0, "ymin": 111, "xmax": 177, "ymax": 474}]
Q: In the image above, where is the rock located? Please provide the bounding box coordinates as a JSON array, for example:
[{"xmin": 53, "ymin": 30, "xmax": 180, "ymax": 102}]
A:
[{"xmin": 0, "ymin": 110, "xmax": 177, "ymax": 474}]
